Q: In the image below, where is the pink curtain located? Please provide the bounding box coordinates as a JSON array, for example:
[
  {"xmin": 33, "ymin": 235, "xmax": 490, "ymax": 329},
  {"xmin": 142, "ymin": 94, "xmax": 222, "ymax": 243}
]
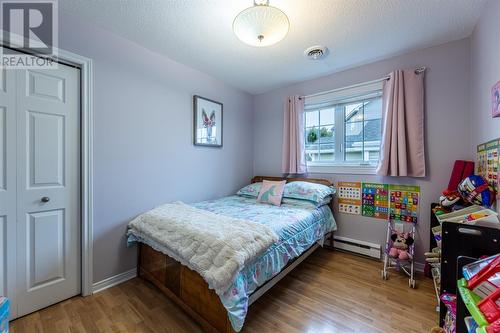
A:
[
  {"xmin": 376, "ymin": 69, "xmax": 425, "ymax": 177},
  {"xmin": 282, "ymin": 96, "xmax": 307, "ymax": 174}
]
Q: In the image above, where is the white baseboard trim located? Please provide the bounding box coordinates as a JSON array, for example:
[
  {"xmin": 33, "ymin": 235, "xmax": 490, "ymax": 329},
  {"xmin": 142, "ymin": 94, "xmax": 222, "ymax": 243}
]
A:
[
  {"xmin": 331, "ymin": 236, "xmax": 426, "ymax": 273},
  {"xmin": 333, "ymin": 236, "xmax": 381, "ymax": 259},
  {"xmin": 92, "ymin": 268, "xmax": 137, "ymax": 294}
]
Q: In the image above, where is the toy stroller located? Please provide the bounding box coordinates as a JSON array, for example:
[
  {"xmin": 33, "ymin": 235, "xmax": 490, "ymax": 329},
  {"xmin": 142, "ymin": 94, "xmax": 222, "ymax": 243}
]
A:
[{"xmin": 381, "ymin": 219, "xmax": 417, "ymax": 288}]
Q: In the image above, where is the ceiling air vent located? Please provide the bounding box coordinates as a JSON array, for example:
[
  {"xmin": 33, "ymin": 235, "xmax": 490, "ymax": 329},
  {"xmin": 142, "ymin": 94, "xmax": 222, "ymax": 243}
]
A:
[{"xmin": 304, "ymin": 45, "xmax": 328, "ymax": 60}]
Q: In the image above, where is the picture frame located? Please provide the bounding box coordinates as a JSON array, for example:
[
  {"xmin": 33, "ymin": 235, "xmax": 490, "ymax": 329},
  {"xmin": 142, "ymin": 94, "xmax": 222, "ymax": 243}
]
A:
[
  {"xmin": 492, "ymin": 80, "xmax": 500, "ymax": 118},
  {"xmin": 193, "ymin": 95, "xmax": 223, "ymax": 147}
]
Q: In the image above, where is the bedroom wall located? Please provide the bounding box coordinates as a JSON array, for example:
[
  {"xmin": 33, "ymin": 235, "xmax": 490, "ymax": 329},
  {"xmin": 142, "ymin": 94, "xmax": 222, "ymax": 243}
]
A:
[
  {"xmin": 58, "ymin": 16, "xmax": 254, "ymax": 283},
  {"xmin": 253, "ymin": 39, "xmax": 472, "ymax": 263},
  {"xmin": 469, "ymin": 0, "xmax": 500, "ymax": 211}
]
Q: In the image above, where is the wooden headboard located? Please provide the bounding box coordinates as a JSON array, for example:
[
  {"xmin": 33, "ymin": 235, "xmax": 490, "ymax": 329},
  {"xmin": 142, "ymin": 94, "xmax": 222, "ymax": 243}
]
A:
[{"xmin": 251, "ymin": 176, "xmax": 334, "ymax": 187}]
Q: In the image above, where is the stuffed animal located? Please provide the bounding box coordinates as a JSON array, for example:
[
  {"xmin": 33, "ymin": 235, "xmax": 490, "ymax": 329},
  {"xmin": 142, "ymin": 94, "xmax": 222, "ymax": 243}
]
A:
[
  {"xmin": 433, "ymin": 190, "xmax": 463, "ymax": 216},
  {"xmin": 439, "ymin": 189, "xmax": 462, "ymax": 208},
  {"xmin": 439, "ymin": 194, "xmax": 460, "ymax": 208},
  {"xmin": 389, "ymin": 232, "xmax": 414, "ymax": 260}
]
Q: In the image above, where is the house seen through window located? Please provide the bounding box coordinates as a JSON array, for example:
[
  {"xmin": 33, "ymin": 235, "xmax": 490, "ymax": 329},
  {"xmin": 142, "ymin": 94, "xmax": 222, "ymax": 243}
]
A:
[{"xmin": 305, "ymin": 91, "xmax": 382, "ymax": 166}]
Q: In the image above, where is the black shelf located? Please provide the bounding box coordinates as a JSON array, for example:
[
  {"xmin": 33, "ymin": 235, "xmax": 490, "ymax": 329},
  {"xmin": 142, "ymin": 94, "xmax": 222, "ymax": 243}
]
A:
[{"xmin": 439, "ymin": 221, "xmax": 500, "ymax": 332}]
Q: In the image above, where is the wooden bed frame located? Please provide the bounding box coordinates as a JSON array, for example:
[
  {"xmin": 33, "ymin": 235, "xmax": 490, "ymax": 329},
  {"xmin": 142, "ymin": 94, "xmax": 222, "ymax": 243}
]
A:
[{"xmin": 137, "ymin": 176, "xmax": 335, "ymax": 333}]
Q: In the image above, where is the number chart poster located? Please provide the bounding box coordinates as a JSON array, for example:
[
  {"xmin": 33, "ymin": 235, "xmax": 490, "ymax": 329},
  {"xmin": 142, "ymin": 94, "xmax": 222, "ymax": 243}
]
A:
[
  {"xmin": 389, "ymin": 184, "xmax": 420, "ymax": 223},
  {"xmin": 476, "ymin": 138, "xmax": 499, "ymax": 196},
  {"xmin": 338, "ymin": 181, "xmax": 362, "ymax": 215},
  {"xmin": 362, "ymin": 183, "xmax": 389, "ymax": 219}
]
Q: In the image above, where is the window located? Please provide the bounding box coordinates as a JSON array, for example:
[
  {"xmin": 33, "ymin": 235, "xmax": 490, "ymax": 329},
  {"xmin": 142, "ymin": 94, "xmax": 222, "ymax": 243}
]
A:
[
  {"xmin": 304, "ymin": 81, "xmax": 383, "ymax": 173},
  {"xmin": 305, "ymin": 108, "xmax": 336, "ymax": 162}
]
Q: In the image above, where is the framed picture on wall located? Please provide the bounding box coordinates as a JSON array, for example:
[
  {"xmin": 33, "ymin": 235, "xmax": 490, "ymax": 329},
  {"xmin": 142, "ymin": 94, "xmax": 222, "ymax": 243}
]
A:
[
  {"xmin": 492, "ymin": 80, "xmax": 500, "ymax": 118},
  {"xmin": 193, "ymin": 95, "xmax": 223, "ymax": 147}
]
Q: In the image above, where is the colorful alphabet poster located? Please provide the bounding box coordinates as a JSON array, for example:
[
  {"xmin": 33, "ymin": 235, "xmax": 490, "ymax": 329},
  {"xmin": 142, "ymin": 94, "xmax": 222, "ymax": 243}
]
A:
[
  {"xmin": 338, "ymin": 181, "xmax": 361, "ymax": 215},
  {"xmin": 476, "ymin": 138, "xmax": 500, "ymax": 196},
  {"xmin": 337, "ymin": 182, "xmax": 420, "ymax": 222},
  {"xmin": 362, "ymin": 183, "xmax": 389, "ymax": 219},
  {"xmin": 339, "ymin": 199, "xmax": 362, "ymax": 215},
  {"xmin": 389, "ymin": 185, "xmax": 420, "ymax": 223}
]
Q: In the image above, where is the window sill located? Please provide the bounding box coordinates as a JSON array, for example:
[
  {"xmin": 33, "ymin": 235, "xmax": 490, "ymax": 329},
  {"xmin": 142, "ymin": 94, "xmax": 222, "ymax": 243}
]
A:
[{"xmin": 307, "ymin": 163, "xmax": 378, "ymax": 175}]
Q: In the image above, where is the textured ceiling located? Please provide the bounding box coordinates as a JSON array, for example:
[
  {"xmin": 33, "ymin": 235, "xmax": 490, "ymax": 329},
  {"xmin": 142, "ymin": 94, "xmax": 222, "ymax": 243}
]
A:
[{"xmin": 60, "ymin": 0, "xmax": 487, "ymax": 94}]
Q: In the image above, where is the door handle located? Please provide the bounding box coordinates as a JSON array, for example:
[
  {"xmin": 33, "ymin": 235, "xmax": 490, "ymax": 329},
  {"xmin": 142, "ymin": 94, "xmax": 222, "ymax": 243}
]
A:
[{"xmin": 41, "ymin": 196, "xmax": 50, "ymax": 203}]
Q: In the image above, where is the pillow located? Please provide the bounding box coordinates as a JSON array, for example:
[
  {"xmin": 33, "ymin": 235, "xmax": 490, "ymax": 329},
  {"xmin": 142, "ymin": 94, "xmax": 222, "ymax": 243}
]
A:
[
  {"xmin": 282, "ymin": 196, "xmax": 332, "ymax": 207},
  {"xmin": 257, "ymin": 180, "xmax": 286, "ymax": 206},
  {"xmin": 283, "ymin": 181, "xmax": 335, "ymax": 205},
  {"xmin": 237, "ymin": 181, "xmax": 335, "ymax": 206},
  {"xmin": 236, "ymin": 182, "xmax": 262, "ymax": 198}
]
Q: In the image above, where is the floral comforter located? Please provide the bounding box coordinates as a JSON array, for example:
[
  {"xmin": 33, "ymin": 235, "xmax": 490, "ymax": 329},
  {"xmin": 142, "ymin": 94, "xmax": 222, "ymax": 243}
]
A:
[
  {"xmin": 192, "ymin": 195, "xmax": 336, "ymax": 331},
  {"xmin": 128, "ymin": 195, "xmax": 336, "ymax": 331}
]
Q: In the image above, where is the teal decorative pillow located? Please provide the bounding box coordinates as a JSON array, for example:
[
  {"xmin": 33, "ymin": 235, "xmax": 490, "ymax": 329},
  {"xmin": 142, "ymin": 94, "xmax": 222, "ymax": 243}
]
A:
[
  {"xmin": 281, "ymin": 195, "xmax": 333, "ymax": 208},
  {"xmin": 236, "ymin": 182, "xmax": 262, "ymax": 198},
  {"xmin": 281, "ymin": 197, "xmax": 332, "ymax": 207},
  {"xmin": 283, "ymin": 181, "xmax": 335, "ymax": 205}
]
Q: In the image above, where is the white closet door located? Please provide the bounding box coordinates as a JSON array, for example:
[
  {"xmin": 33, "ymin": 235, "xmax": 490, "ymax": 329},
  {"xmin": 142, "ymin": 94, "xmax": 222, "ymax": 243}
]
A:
[
  {"xmin": 15, "ymin": 64, "xmax": 81, "ymax": 316},
  {"xmin": 0, "ymin": 67, "xmax": 18, "ymax": 318}
]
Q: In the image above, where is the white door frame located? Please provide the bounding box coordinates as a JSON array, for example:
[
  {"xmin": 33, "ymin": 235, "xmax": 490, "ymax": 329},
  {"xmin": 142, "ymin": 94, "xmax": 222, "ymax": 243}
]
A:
[
  {"xmin": 57, "ymin": 48, "xmax": 94, "ymax": 297},
  {"xmin": 1, "ymin": 40, "xmax": 94, "ymax": 297}
]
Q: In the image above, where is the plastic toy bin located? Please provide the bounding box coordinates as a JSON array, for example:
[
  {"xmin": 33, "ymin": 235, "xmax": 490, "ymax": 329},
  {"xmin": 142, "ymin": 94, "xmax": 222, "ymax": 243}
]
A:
[
  {"xmin": 479, "ymin": 287, "xmax": 500, "ymax": 324},
  {"xmin": 0, "ymin": 297, "xmax": 9, "ymax": 333},
  {"xmin": 437, "ymin": 205, "xmax": 500, "ymax": 228}
]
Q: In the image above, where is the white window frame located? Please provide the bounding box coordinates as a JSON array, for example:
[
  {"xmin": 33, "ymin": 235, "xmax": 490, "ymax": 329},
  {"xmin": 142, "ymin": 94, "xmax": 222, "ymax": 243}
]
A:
[{"xmin": 304, "ymin": 80, "xmax": 383, "ymax": 175}]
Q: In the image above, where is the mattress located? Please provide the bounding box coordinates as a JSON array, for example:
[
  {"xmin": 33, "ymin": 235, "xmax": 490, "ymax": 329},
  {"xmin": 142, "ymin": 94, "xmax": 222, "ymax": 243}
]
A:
[
  {"xmin": 192, "ymin": 195, "xmax": 337, "ymax": 331},
  {"xmin": 128, "ymin": 195, "xmax": 336, "ymax": 332}
]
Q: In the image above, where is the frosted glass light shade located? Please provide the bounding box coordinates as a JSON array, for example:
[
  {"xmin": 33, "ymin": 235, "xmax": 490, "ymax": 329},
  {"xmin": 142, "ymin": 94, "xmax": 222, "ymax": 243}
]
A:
[{"xmin": 233, "ymin": 4, "xmax": 289, "ymax": 47}]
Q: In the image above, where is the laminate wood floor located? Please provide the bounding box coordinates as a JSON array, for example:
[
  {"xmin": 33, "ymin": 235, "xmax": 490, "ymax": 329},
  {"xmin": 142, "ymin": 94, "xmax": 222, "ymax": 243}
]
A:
[{"xmin": 11, "ymin": 249, "xmax": 438, "ymax": 333}]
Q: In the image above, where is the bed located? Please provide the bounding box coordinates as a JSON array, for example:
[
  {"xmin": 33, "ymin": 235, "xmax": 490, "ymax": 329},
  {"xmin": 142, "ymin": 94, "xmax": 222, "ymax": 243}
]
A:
[{"xmin": 128, "ymin": 176, "xmax": 336, "ymax": 333}]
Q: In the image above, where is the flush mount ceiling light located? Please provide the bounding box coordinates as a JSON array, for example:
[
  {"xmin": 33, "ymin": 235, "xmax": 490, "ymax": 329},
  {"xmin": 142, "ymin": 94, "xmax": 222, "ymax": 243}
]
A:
[{"xmin": 233, "ymin": 0, "xmax": 290, "ymax": 47}]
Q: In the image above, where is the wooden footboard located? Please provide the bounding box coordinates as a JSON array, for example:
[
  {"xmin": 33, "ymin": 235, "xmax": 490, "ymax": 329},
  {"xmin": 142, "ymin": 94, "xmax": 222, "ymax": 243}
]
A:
[
  {"xmin": 138, "ymin": 243, "xmax": 235, "ymax": 333},
  {"xmin": 137, "ymin": 235, "xmax": 333, "ymax": 333}
]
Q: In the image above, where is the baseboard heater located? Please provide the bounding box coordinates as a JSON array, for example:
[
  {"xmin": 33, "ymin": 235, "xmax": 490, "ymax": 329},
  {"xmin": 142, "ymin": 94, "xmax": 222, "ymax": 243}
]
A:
[{"xmin": 333, "ymin": 236, "xmax": 381, "ymax": 259}]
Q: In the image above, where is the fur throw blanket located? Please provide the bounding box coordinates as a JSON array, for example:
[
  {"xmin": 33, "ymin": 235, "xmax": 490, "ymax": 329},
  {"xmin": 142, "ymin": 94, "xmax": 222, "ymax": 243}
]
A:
[{"xmin": 128, "ymin": 202, "xmax": 279, "ymax": 294}]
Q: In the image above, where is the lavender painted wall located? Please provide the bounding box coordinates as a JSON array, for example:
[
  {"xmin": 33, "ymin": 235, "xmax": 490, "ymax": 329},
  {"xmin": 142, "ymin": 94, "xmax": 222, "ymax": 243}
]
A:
[
  {"xmin": 470, "ymin": 0, "xmax": 500, "ymax": 211},
  {"xmin": 58, "ymin": 16, "xmax": 254, "ymax": 283},
  {"xmin": 253, "ymin": 39, "xmax": 472, "ymax": 263}
]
